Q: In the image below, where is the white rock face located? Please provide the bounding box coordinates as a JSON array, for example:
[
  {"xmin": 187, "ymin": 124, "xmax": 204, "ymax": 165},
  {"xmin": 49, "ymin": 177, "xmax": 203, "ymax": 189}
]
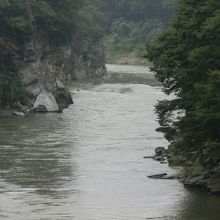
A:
[{"xmin": 34, "ymin": 90, "xmax": 59, "ymax": 112}]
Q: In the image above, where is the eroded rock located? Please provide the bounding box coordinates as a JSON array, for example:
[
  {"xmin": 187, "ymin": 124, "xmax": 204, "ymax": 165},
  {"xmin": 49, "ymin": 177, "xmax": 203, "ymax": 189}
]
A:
[
  {"xmin": 54, "ymin": 88, "xmax": 73, "ymax": 110},
  {"xmin": 148, "ymin": 173, "xmax": 180, "ymax": 180},
  {"xmin": 13, "ymin": 111, "xmax": 25, "ymax": 117},
  {"xmin": 154, "ymin": 156, "xmax": 166, "ymax": 162},
  {"xmin": 33, "ymin": 90, "xmax": 59, "ymax": 112},
  {"xmin": 148, "ymin": 173, "xmax": 167, "ymax": 179},
  {"xmin": 143, "ymin": 156, "xmax": 155, "ymax": 159},
  {"xmin": 207, "ymin": 174, "xmax": 220, "ymax": 194},
  {"xmin": 184, "ymin": 170, "xmax": 220, "ymax": 194},
  {"xmin": 155, "ymin": 147, "xmax": 167, "ymax": 156}
]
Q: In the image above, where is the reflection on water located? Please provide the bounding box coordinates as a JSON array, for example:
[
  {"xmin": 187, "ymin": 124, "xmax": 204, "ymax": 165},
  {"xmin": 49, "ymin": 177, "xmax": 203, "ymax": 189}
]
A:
[
  {"xmin": 178, "ymin": 189, "xmax": 220, "ymax": 220},
  {"xmin": 0, "ymin": 64, "xmax": 219, "ymax": 220}
]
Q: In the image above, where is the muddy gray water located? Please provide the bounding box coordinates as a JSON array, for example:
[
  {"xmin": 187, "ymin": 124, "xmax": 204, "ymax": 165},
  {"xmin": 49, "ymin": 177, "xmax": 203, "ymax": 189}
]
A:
[{"xmin": 0, "ymin": 64, "xmax": 220, "ymax": 220}]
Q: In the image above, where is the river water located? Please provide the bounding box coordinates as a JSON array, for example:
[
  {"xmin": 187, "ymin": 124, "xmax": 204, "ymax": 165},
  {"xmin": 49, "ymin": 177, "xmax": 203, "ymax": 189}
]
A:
[{"xmin": 0, "ymin": 64, "xmax": 220, "ymax": 220}]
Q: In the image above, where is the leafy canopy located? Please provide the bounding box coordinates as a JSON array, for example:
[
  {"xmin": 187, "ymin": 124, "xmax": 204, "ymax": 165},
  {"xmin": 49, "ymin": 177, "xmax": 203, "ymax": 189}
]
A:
[{"xmin": 147, "ymin": 0, "xmax": 220, "ymax": 167}]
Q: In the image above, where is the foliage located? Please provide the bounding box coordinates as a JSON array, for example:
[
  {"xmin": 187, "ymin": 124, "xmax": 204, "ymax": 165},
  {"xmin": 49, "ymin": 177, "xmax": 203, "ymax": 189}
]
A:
[
  {"xmin": 0, "ymin": 68, "xmax": 31, "ymax": 105},
  {"xmin": 147, "ymin": 0, "xmax": 220, "ymax": 168},
  {"xmin": 76, "ymin": 2, "xmax": 106, "ymax": 42},
  {"xmin": 91, "ymin": 0, "xmax": 176, "ymax": 60}
]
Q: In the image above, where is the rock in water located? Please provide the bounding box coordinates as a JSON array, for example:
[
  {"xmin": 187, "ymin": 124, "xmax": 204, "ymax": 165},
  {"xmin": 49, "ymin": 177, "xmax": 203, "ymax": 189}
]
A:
[
  {"xmin": 147, "ymin": 173, "xmax": 180, "ymax": 180},
  {"xmin": 155, "ymin": 147, "xmax": 167, "ymax": 156},
  {"xmin": 148, "ymin": 173, "xmax": 168, "ymax": 179},
  {"xmin": 143, "ymin": 155, "xmax": 155, "ymax": 159},
  {"xmin": 154, "ymin": 156, "xmax": 166, "ymax": 162},
  {"xmin": 13, "ymin": 111, "xmax": 25, "ymax": 117},
  {"xmin": 34, "ymin": 90, "xmax": 59, "ymax": 112},
  {"xmin": 54, "ymin": 88, "xmax": 74, "ymax": 110}
]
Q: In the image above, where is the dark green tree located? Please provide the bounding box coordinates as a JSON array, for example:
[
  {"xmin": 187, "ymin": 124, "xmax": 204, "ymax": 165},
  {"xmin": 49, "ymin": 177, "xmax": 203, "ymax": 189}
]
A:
[{"xmin": 147, "ymin": 0, "xmax": 220, "ymax": 168}]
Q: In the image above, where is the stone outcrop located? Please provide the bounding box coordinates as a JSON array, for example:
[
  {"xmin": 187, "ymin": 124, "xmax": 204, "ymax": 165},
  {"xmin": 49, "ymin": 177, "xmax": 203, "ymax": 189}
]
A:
[
  {"xmin": 17, "ymin": 36, "xmax": 106, "ymax": 112},
  {"xmin": 33, "ymin": 90, "xmax": 59, "ymax": 112},
  {"xmin": 143, "ymin": 147, "xmax": 168, "ymax": 163},
  {"xmin": 148, "ymin": 173, "xmax": 180, "ymax": 180},
  {"xmin": 71, "ymin": 40, "xmax": 106, "ymax": 80},
  {"xmin": 184, "ymin": 167, "xmax": 220, "ymax": 194},
  {"xmin": 149, "ymin": 145, "xmax": 220, "ymax": 195}
]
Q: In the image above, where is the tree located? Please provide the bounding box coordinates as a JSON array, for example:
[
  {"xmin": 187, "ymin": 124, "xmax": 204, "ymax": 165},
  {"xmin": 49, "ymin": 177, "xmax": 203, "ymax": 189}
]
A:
[
  {"xmin": 93, "ymin": 0, "xmax": 176, "ymax": 60},
  {"xmin": 147, "ymin": 0, "xmax": 220, "ymax": 168}
]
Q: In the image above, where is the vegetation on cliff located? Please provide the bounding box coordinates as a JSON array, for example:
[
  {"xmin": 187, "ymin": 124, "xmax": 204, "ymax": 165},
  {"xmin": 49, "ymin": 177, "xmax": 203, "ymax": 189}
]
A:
[
  {"xmin": 0, "ymin": 0, "xmax": 104, "ymax": 106},
  {"xmin": 147, "ymin": 0, "xmax": 220, "ymax": 185}
]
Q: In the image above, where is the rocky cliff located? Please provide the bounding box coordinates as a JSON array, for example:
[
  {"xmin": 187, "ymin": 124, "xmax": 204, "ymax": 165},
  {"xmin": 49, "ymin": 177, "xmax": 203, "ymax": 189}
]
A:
[
  {"xmin": 17, "ymin": 37, "xmax": 106, "ymax": 113},
  {"xmin": 70, "ymin": 39, "xmax": 107, "ymax": 80}
]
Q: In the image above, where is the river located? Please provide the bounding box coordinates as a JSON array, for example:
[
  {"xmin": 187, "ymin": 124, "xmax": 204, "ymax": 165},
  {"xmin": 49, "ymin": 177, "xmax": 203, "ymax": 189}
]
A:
[{"xmin": 0, "ymin": 64, "xmax": 219, "ymax": 220}]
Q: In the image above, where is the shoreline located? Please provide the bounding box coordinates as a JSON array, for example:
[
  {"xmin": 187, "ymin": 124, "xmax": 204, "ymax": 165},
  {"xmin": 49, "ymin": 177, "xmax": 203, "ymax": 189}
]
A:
[
  {"xmin": 106, "ymin": 56, "xmax": 152, "ymax": 66},
  {"xmin": 145, "ymin": 147, "xmax": 220, "ymax": 195}
]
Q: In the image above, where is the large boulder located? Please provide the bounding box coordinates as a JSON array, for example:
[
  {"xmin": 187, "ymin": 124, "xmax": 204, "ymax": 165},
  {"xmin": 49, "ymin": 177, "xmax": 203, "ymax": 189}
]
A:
[
  {"xmin": 34, "ymin": 90, "xmax": 59, "ymax": 112},
  {"xmin": 54, "ymin": 88, "xmax": 74, "ymax": 110}
]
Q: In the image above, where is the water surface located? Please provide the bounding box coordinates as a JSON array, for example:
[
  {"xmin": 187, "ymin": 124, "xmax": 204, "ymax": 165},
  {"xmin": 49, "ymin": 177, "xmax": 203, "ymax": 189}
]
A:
[{"xmin": 0, "ymin": 64, "xmax": 220, "ymax": 220}]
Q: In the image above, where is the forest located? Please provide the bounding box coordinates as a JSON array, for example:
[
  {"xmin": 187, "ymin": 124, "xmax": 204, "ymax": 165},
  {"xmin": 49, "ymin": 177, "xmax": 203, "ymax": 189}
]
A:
[
  {"xmin": 147, "ymin": 0, "xmax": 220, "ymax": 185},
  {"xmin": 92, "ymin": 0, "xmax": 176, "ymax": 61}
]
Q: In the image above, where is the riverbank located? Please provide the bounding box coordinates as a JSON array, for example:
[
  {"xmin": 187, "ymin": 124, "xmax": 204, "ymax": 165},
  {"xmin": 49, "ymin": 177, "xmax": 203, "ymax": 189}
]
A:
[
  {"xmin": 169, "ymin": 153, "xmax": 220, "ymax": 195},
  {"xmin": 106, "ymin": 55, "xmax": 152, "ymax": 66},
  {"xmin": 0, "ymin": 104, "xmax": 31, "ymax": 117},
  {"xmin": 147, "ymin": 147, "xmax": 220, "ymax": 195}
]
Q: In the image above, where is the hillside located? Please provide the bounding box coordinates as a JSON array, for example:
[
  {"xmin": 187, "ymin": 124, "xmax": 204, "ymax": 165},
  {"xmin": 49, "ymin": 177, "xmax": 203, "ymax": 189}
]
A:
[{"xmin": 91, "ymin": 0, "xmax": 176, "ymax": 63}]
